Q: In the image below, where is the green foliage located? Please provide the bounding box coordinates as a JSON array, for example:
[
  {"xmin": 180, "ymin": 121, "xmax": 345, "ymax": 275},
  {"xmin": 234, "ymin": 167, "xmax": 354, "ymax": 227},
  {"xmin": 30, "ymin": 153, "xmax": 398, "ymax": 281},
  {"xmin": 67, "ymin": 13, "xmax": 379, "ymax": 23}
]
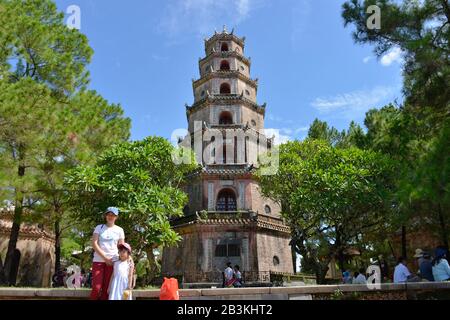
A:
[
  {"xmin": 65, "ymin": 136, "xmax": 198, "ymax": 260},
  {"xmin": 0, "ymin": 0, "xmax": 131, "ymax": 281},
  {"xmin": 256, "ymin": 139, "xmax": 396, "ymax": 282},
  {"xmin": 0, "ymin": 0, "xmax": 92, "ymax": 93},
  {"xmin": 307, "ymin": 118, "xmax": 344, "ymax": 146},
  {"xmin": 342, "ymin": 0, "xmax": 449, "ymax": 124},
  {"xmin": 342, "ymin": 0, "xmax": 450, "ymax": 250}
]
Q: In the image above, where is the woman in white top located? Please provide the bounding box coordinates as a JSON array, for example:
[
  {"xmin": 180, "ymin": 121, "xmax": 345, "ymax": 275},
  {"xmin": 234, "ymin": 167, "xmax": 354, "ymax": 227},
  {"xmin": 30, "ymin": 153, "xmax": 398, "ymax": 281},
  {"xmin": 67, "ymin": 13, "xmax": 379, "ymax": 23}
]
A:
[{"xmin": 90, "ymin": 207, "xmax": 125, "ymax": 300}]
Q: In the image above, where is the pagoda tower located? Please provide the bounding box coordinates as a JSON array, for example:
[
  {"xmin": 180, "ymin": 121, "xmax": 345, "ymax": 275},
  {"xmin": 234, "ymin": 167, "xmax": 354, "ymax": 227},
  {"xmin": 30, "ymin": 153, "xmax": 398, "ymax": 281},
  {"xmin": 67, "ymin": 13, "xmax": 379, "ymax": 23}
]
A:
[{"xmin": 161, "ymin": 27, "xmax": 293, "ymax": 285}]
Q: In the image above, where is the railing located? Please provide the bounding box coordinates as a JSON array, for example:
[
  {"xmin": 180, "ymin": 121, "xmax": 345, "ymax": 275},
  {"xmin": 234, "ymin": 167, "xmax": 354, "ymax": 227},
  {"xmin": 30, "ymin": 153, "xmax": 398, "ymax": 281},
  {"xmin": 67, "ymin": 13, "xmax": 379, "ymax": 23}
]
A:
[{"xmin": 164, "ymin": 271, "xmax": 276, "ymax": 285}]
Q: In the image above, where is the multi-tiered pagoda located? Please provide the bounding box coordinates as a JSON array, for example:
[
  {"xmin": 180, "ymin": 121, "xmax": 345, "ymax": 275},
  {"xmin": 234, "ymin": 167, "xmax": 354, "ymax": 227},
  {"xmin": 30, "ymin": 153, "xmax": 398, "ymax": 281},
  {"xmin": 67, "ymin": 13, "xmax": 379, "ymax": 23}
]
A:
[{"xmin": 162, "ymin": 28, "xmax": 293, "ymax": 285}]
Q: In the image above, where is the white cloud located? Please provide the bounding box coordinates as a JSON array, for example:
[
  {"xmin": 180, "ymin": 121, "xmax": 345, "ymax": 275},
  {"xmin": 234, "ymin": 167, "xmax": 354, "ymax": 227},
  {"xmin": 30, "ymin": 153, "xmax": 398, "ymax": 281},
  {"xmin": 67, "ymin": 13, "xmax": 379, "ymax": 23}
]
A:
[
  {"xmin": 311, "ymin": 86, "xmax": 398, "ymax": 118},
  {"xmin": 380, "ymin": 47, "xmax": 403, "ymax": 66},
  {"xmin": 263, "ymin": 127, "xmax": 308, "ymax": 144},
  {"xmin": 158, "ymin": 0, "xmax": 266, "ymax": 41},
  {"xmin": 236, "ymin": 0, "xmax": 250, "ymax": 18},
  {"xmin": 363, "ymin": 56, "xmax": 372, "ymax": 63},
  {"xmin": 265, "ymin": 114, "xmax": 308, "ymax": 141},
  {"xmin": 264, "ymin": 129, "xmax": 291, "ymax": 145}
]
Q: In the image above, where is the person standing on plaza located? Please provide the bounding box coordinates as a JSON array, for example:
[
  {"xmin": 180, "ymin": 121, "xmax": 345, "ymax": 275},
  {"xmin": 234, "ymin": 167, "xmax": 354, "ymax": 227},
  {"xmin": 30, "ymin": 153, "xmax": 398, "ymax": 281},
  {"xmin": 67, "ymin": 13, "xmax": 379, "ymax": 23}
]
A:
[
  {"xmin": 224, "ymin": 262, "xmax": 235, "ymax": 287},
  {"xmin": 90, "ymin": 207, "xmax": 125, "ymax": 300},
  {"xmin": 233, "ymin": 265, "xmax": 242, "ymax": 287},
  {"xmin": 108, "ymin": 243, "xmax": 135, "ymax": 300}
]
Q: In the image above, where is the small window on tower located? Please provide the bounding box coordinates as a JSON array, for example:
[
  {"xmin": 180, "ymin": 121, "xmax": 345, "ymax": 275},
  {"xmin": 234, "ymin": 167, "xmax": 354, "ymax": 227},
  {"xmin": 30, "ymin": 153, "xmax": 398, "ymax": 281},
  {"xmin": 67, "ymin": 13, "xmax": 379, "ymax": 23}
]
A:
[
  {"xmin": 221, "ymin": 42, "xmax": 229, "ymax": 52},
  {"xmin": 219, "ymin": 111, "xmax": 233, "ymax": 125},
  {"xmin": 215, "ymin": 245, "xmax": 227, "ymax": 257},
  {"xmin": 273, "ymin": 256, "xmax": 280, "ymax": 266},
  {"xmin": 201, "ymin": 90, "xmax": 205, "ymax": 97},
  {"xmin": 228, "ymin": 244, "xmax": 240, "ymax": 257},
  {"xmin": 220, "ymin": 83, "xmax": 231, "ymax": 94},
  {"xmin": 245, "ymin": 89, "xmax": 250, "ymax": 96},
  {"xmin": 240, "ymin": 65, "xmax": 245, "ymax": 71},
  {"xmin": 220, "ymin": 60, "xmax": 230, "ymax": 71}
]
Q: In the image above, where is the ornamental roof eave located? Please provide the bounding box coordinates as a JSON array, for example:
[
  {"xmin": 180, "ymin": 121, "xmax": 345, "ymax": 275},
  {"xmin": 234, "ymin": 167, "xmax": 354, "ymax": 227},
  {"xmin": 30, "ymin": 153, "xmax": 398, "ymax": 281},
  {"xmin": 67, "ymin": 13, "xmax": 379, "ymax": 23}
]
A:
[
  {"xmin": 199, "ymin": 51, "xmax": 251, "ymax": 67},
  {"xmin": 204, "ymin": 32, "xmax": 246, "ymax": 48},
  {"xmin": 186, "ymin": 95, "xmax": 267, "ymax": 116},
  {"xmin": 171, "ymin": 214, "xmax": 291, "ymax": 234},
  {"xmin": 193, "ymin": 71, "xmax": 258, "ymax": 89},
  {"xmin": 0, "ymin": 207, "xmax": 56, "ymax": 242}
]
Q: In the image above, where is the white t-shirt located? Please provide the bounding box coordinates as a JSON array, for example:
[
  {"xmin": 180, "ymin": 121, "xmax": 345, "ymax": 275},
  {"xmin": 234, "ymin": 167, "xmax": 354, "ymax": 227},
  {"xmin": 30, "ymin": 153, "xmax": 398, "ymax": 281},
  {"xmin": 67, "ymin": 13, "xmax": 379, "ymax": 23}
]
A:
[
  {"xmin": 93, "ymin": 224, "xmax": 125, "ymax": 263},
  {"xmin": 224, "ymin": 267, "xmax": 234, "ymax": 281}
]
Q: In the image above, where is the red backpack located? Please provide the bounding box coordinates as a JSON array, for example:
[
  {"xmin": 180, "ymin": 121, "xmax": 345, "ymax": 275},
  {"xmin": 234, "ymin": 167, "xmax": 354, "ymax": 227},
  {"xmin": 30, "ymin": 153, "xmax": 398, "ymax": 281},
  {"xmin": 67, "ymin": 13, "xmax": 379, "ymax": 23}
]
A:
[{"xmin": 159, "ymin": 277, "xmax": 180, "ymax": 300}]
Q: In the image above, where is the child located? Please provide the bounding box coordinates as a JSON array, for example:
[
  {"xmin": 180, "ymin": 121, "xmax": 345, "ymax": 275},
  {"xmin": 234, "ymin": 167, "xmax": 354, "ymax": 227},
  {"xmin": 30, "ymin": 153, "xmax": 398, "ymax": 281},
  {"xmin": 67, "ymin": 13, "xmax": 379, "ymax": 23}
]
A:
[{"xmin": 108, "ymin": 243, "xmax": 135, "ymax": 300}]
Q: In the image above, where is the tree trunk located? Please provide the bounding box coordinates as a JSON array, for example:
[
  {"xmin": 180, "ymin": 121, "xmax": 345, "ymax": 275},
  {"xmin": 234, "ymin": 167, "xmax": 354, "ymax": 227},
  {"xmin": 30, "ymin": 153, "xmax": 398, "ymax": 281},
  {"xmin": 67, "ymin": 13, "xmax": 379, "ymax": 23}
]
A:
[
  {"xmin": 0, "ymin": 256, "xmax": 6, "ymax": 285},
  {"xmin": 337, "ymin": 248, "xmax": 345, "ymax": 273},
  {"xmin": 335, "ymin": 229, "xmax": 345, "ymax": 272},
  {"xmin": 401, "ymin": 225, "xmax": 407, "ymax": 259},
  {"xmin": 3, "ymin": 197, "xmax": 23, "ymax": 285},
  {"xmin": 54, "ymin": 219, "xmax": 61, "ymax": 273},
  {"xmin": 145, "ymin": 247, "xmax": 158, "ymax": 286},
  {"xmin": 388, "ymin": 240, "xmax": 397, "ymax": 261},
  {"xmin": 291, "ymin": 243, "xmax": 297, "ymax": 273},
  {"xmin": 3, "ymin": 151, "xmax": 26, "ymax": 285},
  {"xmin": 437, "ymin": 203, "xmax": 449, "ymax": 250},
  {"xmin": 316, "ymin": 259, "xmax": 331, "ymax": 285}
]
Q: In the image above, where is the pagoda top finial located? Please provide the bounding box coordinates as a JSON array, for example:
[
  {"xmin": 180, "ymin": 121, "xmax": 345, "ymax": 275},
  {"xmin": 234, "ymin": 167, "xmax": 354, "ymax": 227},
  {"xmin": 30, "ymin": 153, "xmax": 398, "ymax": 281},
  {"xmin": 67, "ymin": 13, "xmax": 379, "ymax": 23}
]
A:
[{"xmin": 204, "ymin": 27, "xmax": 245, "ymax": 48}]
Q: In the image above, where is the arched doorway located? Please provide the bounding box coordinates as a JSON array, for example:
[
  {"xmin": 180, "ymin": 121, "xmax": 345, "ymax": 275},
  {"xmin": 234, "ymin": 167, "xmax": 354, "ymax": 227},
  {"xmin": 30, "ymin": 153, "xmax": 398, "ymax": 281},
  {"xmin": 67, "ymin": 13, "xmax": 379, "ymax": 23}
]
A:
[
  {"xmin": 220, "ymin": 60, "xmax": 230, "ymax": 71},
  {"xmin": 220, "ymin": 83, "xmax": 231, "ymax": 94},
  {"xmin": 219, "ymin": 111, "xmax": 233, "ymax": 125},
  {"xmin": 216, "ymin": 189, "xmax": 237, "ymax": 211}
]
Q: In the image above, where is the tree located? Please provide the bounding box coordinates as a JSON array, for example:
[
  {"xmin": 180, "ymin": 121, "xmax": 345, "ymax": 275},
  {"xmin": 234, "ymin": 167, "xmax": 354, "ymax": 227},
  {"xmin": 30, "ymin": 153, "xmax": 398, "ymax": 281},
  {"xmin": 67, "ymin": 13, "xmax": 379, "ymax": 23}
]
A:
[
  {"xmin": 0, "ymin": 0, "xmax": 92, "ymax": 93},
  {"xmin": 64, "ymin": 137, "xmax": 198, "ymax": 285},
  {"xmin": 401, "ymin": 119, "xmax": 450, "ymax": 248},
  {"xmin": 256, "ymin": 139, "xmax": 395, "ymax": 283},
  {"xmin": 338, "ymin": 121, "xmax": 367, "ymax": 149},
  {"xmin": 0, "ymin": 0, "xmax": 130, "ymax": 285},
  {"xmin": 342, "ymin": 0, "xmax": 449, "ymax": 123},
  {"xmin": 35, "ymin": 89, "xmax": 130, "ymax": 274},
  {"xmin": 307, "ymin": 118, "xmax": 344, "ymax": 146},
  {"xmin": 343, "ymin": 0, "xmax": 450, "ymax": 254},
  {"xmin": 0, "ymin": 78, "xmax": 56, "ymax": 284}
]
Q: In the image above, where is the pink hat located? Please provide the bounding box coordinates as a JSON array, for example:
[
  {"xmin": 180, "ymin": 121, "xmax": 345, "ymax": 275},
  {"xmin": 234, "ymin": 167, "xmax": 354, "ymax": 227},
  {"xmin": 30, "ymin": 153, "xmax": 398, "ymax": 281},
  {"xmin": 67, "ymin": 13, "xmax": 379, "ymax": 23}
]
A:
[{"xmin": 118, "ymin": 243, "xmax": 132, "ymax": 253}]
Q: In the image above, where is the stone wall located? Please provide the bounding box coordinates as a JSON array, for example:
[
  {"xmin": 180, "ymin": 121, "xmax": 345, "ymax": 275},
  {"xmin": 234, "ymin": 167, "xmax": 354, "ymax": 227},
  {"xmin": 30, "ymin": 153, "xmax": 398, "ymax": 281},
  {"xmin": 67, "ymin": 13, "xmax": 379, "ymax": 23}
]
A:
[
  {"xmin": 256, "ymin": 231, "xmax": 293, "ymax": 274},
  {"xmin": 1, "ymin": 282, "xmax": 450, "ymax": 300},
  {"xmin": 0, "ymin": 213, "xmax": 55, "ymax": 287}
]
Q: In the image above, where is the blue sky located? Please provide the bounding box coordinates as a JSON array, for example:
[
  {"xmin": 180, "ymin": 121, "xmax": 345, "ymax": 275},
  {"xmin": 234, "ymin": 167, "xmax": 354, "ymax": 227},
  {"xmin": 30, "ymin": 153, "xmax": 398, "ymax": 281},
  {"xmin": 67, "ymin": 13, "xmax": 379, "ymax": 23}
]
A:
[{"xmin": 55, "ymin": 0, "xmax": 404, "ymax": 142}]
